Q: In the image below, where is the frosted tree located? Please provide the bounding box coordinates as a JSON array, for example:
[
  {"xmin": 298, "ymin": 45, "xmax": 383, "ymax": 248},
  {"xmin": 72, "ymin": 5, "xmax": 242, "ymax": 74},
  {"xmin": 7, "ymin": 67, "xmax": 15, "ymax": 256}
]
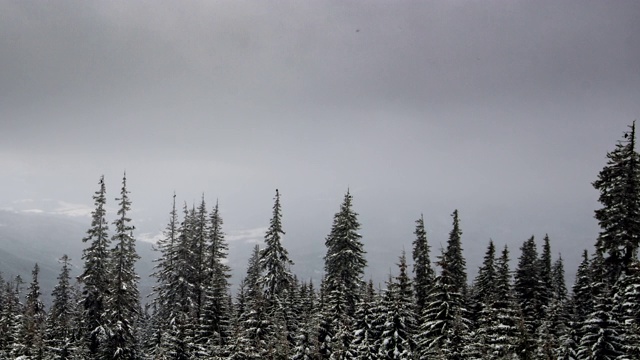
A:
[
  {"xmin": 377, "ymin": 252, "xmax": 416, "ymax": 359},
  {"xmin": 45, "ymin": 255, "xmax": 80, "ymax": 359},
  {"xmin": 104, "ymin": 173, "xmax": 140, "ymax": 360},
  {"xmin": 197, "ymin": 200, "xmax": 232, "ymax": 357},
  {"xmin": 593, "ymin": 121, "xmax": 640, "ymax": 281},
  {"xmin": 412, "ymin": 214, "xmax": 434, "ymax": 315},
  {"xmin": 13, "ymin": 263, "xmax": 46, "ymax": 359},
  {"xmin": 78, "ymin": 176, "xmax": 111, "ymax": 359}
]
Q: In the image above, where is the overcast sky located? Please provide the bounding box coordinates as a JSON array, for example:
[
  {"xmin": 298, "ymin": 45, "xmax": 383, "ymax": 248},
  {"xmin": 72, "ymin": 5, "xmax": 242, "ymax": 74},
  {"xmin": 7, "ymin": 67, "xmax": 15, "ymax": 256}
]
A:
[{"xmin": 1, "ymin": 0, "xmax": 639, "ymax": 282}]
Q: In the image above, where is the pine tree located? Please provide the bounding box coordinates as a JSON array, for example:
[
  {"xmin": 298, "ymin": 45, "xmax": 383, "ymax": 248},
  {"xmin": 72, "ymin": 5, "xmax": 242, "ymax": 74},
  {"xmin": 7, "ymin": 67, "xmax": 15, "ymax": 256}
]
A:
[
  {"xmin": 78, "ymin": 175, "xmax": 111, "ymax": 359},
  {"xmin": 0, "ymin": 276, "xmax": 23, "ymax": 358},
  {"xmin": 45, "ymin": 255, "xmax": 79, "ymax": 359},
  {"xmin": 324, "ymin": 190, "xmax": 367, "ymax": 316},
  {"xmin": 377, "ymin": 252, "xmax": 416, "ymax": 359},
  {"xmin": 593, "ymin": 121, "xmax": 640, "ymax": 281},
  {"xmin": 489, "ymin": 246, "xmax": 520, "ymax": 359},
  {"xmin": 197, "ymin": 200, "xmax": 232, "ymax": 357},
  {"xmin": 322, "ymin": 190, "xmax": 367, "ymax": 359},
  {"xmin": 444, "ymin": 210, "xmax": 467, "ymax": 298},
  {"xmin": 149, "ymin": 194, "xmax": 180, "ymax": 359},
  {"xmin": 351, "ymin": 281, "xmax": 379, "ymax": 359},
  {"xmin": 577, "ymin": 252, "xmax": 625, "ymax": 359},
  {"xmin": 514, "ymin": 236, "xmax": 544, "ymax": 342},
  {"xmin": 471, "ymin": 240, "xmax": 497, "ymax": 329},
  {"xmin": 14, "ymin": 263, "xmax": 46, "ymax": 359},
  {"xmin": 104, "ymin": 173, "xmax": 140, "ymax": 360},
  {"xmin": 613, "ymin": 260, "xmax": 640, "ymax": 358},
  {"xmin": 412, "ymin": 214, "xmax": 434, "ymax": 315},
  {"xmin": 416, "ymin": 250, "xmax": 469, "ymax": 359},
  {"xmin": 258, "ymin": 189, "xmax": 294, "ymax": 304}
]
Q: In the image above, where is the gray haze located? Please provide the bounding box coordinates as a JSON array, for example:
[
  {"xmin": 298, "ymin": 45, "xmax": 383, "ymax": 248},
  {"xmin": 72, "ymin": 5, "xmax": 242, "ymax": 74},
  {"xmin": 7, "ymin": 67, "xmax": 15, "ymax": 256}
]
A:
[{"xmin": 1, "ymin": 1, "xmax": 640, "ymax": 285}]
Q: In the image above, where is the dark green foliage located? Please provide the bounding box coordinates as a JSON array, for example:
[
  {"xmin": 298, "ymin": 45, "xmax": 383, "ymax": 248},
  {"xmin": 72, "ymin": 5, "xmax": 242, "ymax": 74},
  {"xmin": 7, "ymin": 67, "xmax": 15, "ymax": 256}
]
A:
[
  {"xmin": 412, "ymin": 214, "xmax": 434, "ymax": 315},
  {"xmin": 45, "ymin": 255, "xmax": 82, "ymax": 359},
  {"xmin": 444, "ymin": 210, "xmax": 467, "ymax": 297},
  {"xmin": 514, "ymin": 236, "xmax": 544, "ymax": 338},
  {"xmin": 104, "ymin": 174, "xmax": 141, "ymax": 360},
  {"xmin": 416, "ymin": 250, "xmax": 469, "ymax": 359},
  {"xmin": 259, "ymin": 189, "xmax": 294, "ymax": 304},
  {"xmin": 78, "ymin": 176, "xmax": 111, "ymax": 359},
  {"xmin": 593, "ymin": 121, "xmax": 640, "ymax": 281},
  {"xmin": 377, "ymin": 252, "xmax": 416, "ymax": 359}
]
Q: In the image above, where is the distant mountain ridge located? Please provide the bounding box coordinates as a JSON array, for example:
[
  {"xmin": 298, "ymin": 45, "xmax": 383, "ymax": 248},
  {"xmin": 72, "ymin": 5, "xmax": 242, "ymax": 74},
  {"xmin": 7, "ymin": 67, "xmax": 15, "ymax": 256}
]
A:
[{"xmin": 0, "ymin": 210, "xmax": 156, "ymax": 306}]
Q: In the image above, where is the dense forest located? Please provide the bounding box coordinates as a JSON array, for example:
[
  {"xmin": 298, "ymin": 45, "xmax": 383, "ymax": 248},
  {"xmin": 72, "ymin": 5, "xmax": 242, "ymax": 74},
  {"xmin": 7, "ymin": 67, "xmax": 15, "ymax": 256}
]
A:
[{"xmin": 1, "ymin": 123, "xmax": 639, "ymax": 360}]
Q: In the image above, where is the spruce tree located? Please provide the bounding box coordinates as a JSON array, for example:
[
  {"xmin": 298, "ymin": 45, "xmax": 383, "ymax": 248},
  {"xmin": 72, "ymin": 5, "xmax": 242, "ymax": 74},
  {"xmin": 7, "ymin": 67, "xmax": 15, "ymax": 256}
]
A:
[
  {"xmin": 323, "ymin": 190, "xmax": 367, "ymax": 316},
  {"xmin": 613, "ymin": 260, "xmax": 640, "ymax": 358},
  {"xmin": 14, "ymin": 263, "xmax": 46, "ymax": 359},
  {"xmin": 593, "ymin": 121, "xmax": 640, "ymax": 281},
  {"xmin": 322, "ymin": 190, "xmax": 367, "ymax": 359},
  {"xmin": 351, "ymin": 280, "xmax": 379, "ymax": 359},
  {"xmin": 149, "ymin": 193, "xmax": 180, "ymax": 358},
  {"xmin": 577, "ymin": 252, "xmax": 624, "ymax": 359},
  {"xmin": 0, "ymin": 276, "xmax": 23, "ymax": 358},
  {"xmin": 104, "ymin": 173, "xmax": 140, "ymax": 360},
  {"xmin": 258, "ymin": 189, "xmax": 295, "ymax": 304},
  {"xmin": 377, "ymin": 252, "xmax": 416, "ymax": 359},
  {"xmin": 514, "ymin": 236, "xmax": 544, "ymax": 341},
  {"xmin": 78, "ymin": 175, "xmax": 111, "ymax": 359},
  {"xmin": 45, "ymin": 255, "xmax": 79, "ymax": 359},
  {"xmin": 198, "ymin": 200, "xmax": 232, "ymax": 357},
  {"xmin": 416, "ymin": 250, "xmax": 469, "ymax": 359},
  {"xmin": 412, "ymin": 214, "xmax": 434, "ymax": 315},
  {"xmin": 444, "ymin": 210, "xmax": 467, "ymax": 298},
  {"xmin": 471, "ymin": 239, "xmax": 497, "ymax": 330}
]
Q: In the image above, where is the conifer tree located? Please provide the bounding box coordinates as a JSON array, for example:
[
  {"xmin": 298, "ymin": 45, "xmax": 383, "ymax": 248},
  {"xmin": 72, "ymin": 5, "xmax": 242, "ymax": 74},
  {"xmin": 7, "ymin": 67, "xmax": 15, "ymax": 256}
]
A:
[
  {"xmin": 577, "ymin": 252, "xmax": 625, "ymax": 359},
  {"xmin": 14, "ymin": 263, "xmax": 46, "ymax": 359},
  {"xmin": 104, "ymin": 173, "xmax": 140, "ymax": 360},
  {"xmin": 613, "ymin": 260, "xmax": 640, "ymax": 358},
  {"xmin": 78, "ymin": 175, "xmax": 111, "ymax": 359},
  {"xmin": 471, "ymin": 240, "xmax": 497, "ymax": 329},
  {"xmin": 322, "ymin": 190, "xmax": 367, "ymax": 359},
  {"xmin": 485, "ymin": 245, "xmax": 520, "ymax": 359},
  {"xmin": 351, "ymin": 280, "xmax": 379, "ymax": 359},
  {"xmin": 0, "ymin": 276, "xmax": 23, "ymax": 358},
  {"xmin": 444, "ymin": 210, "xmax": 467, "ymax": 298},
  {"xmin": 377, "ymin": 252, "xmax": 416, "ymax": 359},
  {"xmin": 149, "ymin": 193, "xmax": 179, "ymax": 359},
  {"xmin": 45, "ymin": 255, "xmax": 79, "ymax": 359},
  {"xmin": 416, "ymin": 250, "xmax": 469, "ymax": 359},
  {"xmin": 198, "ymin": 200, "xmax": 232, "ymax": 357},
  {"xmin": 412, "ymin": 214, "xmax": 434, "ymax": 315},
  {"xmin": 593, "ymin": 121, "xmax": 640, "ymax": 281},
  {"xmin": 258, "ymin": 189, "xmax": 295, "ymax": 304},
  {"xmin": 324, "ymin": 190, "xmax": 367, "ymax": 316},
  {"xmin": 514, "ymin": 236, "xmax": 544, "ymax": 341}
]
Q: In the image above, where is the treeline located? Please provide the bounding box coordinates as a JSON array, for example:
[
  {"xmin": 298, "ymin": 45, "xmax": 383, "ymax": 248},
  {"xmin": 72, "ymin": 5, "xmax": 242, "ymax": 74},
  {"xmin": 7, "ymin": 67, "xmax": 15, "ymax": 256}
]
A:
[{"xmin": 1, "ymin": 123, "xmax": 640, "ymax": 359}]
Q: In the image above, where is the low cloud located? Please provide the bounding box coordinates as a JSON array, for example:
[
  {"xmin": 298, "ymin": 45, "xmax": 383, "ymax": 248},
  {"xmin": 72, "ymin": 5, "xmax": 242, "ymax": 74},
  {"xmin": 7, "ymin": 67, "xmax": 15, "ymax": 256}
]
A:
[
  {"xmin": 228, "ymin": 227, "xmax": 267, "ymax": 244},
  {"xmin": 52, "ymin": 201, "xmax": 93, "ymax": 217}
]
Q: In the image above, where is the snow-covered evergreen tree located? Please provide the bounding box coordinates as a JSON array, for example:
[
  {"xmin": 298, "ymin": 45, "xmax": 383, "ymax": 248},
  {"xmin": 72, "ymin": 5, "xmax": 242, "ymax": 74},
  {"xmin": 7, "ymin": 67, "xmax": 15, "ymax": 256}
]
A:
[
  {"xmin": 593, "ymin": 121, "xmax": 640, "ymax": 281},
  {"xmin": 321, "ymin": 190, "xmax": 366, "ymax": 359},
  {"xmin": 514, "ymin": 236, "xmax": 544, "ymax": 354},
  {"xmin": 78, "ymin": 176, "xmax": 111, "ymax": 359},
  {"xmin": 45, "ymin": 255, "xmax": 81, "ymax": 360},
  {"xmin": 444, "ymin": 210, "xmax": 467, "ymax": 299},
  {"xmin": 104, "ymin": 173, "xmax": 140, "ymax": 360},
  {"xmin": 13, "ymin": 263, "xmax": 46, "ymax": 359},
  {"xmin": 416, "ymin": 250, "xmax": 469, "ymax": 359},
  {"xmin": 577, "ymin": 252, "xmax": 625, "ymax": 359},
  {"xmin": 377, "ymin": 252, "xmax": 416, "ymax": 359},
  {"xmin": 412, "ymin": 214, "xmax": 434, "ymax": 316},
  {"xmin": 197, "ymin": 200, "xmax": 232, "ymax": 357}
]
